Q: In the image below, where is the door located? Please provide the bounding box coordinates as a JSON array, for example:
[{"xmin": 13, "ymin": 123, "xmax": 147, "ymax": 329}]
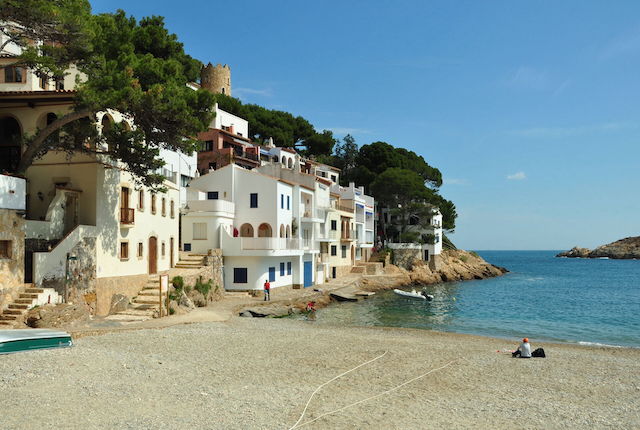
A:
[
  {"xmin": 424, "ymin": 249, "xmax": 429, "ymax": 261},
  {"xmin": 148, "ymin": 236, "xmax": 157, "ymax": 274},
  {"xmin": 170, "ymin": 237, "xmax": 174, "ymax": 268},
  {"xmin": 63, "ymin": 193, "xmax": 78, "ymax": 235},
  {"xmin": 268, "ymin": 267, "xmax": 276, "ymax": 282},
  {"xmin": 303, "ymin": 261, "xmax": 313, "ymax": 287}
]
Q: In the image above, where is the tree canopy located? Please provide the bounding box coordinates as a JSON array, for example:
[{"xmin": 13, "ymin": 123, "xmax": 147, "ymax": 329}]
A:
[
  {"xmin": 5, "ymin": 2, "xmax": 215, "ymax": 188},
  {"xmin": 212, "ymin": 93, "xmax": 336, "ymax": 156}
]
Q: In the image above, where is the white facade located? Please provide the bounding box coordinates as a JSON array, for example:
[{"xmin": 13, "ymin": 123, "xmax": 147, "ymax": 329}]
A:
[
  {"xmin": 212, "ymin": 103, "xmax": 249, "ymax": 138},
  {"xmin": 0, "ymin": 174, "xmax": 26, "ymax": 211},
  {"xmin": 158, "ymin": 148, "xmax": 197, "ymax": 207}
]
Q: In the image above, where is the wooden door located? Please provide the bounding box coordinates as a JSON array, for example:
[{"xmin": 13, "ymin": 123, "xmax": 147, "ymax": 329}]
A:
[
  {"xmin": 148, "ymin": 236, "xmax": 157, "ymax": 274},
  {"xmin": 170, "ymin": 237, "xmax": 174, "ymax": 268}
]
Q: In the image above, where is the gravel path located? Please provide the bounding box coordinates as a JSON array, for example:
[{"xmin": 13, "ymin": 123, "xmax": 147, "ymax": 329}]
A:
[{"xmin": 1, "ymin": 318, "xmax": 639, "ymax": 429}]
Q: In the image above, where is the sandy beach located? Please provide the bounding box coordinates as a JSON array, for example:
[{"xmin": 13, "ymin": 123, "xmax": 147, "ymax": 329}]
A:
[{"xmin": 1, "ymin": 315, "xmax": 638, "ymax": 429}]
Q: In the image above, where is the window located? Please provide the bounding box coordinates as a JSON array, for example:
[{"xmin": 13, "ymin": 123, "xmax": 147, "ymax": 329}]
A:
[
  {"xmin": 0, "ymin": 240, "xmax": 11, "ymax": 259},
  {"xmin": 39, "ymin": 76, "xmax": 47, "ymax": 90},
  {"xmin": 234, "ymin": 268, "xmax": 248, "ymax": 283},
  {"xmin": 287, "ymin": 262, "xmax": 292, "ymax": 275},
  {"xmin": 181, "ymin": 175, "xmax": 191, "ymax": 187},
  {"xmin": 202, "ymin": 140, "xmax": 214, "ymax": 152},
  {"xmin": 137, "ymin": 242, "xmax": 143, "ymax": 258},
  {"xmin": 331, "ymin": 175, "xmax": 337, "ymax": 182},
  {"xmin": 207, "ymin": 191, "xmax": 219, "ymax": 200},
  {"xmin": 55, "ymin": 79, "xmax": 64, "ymax": 90},
  {"xmin": 138, "ymin": 190, "xmax": 144, "ymax": 211},
  {"xmin": 161, "ymin": 198, "xmax": 166, "ymax": 216},
  {"xmin": 280, "ymin": 194, "xmax": 284, "ymax": 209},
  {"xmin": 331, "ymin": 245, "xmax": 337, "ymax": 256},
  {"xmin": 151, "ymin": 195, "xmax": 157, "ymax": 214},
  {"xmin": 250, "ymin": 193, "xmax": 258, "ymax": 208},
  {"xmin": 3, "ymin": 66, "xmax": 23, "ymax": 83},
  {"xmin": 184, "ymin": 243, "xmax": 192, "ymax": 252},
  {"xmin": 341, "ymin": 245, "xmax": 347, "ymax": 258},
  {"xmin": 193, "ymin": 223, "xmax": 207, "ymax": 240},
  {"xmin": 161, "ymin": 241, "xmax": 166, "ymax": 257},
  {"xmin": 280, "ymin": 262, "xmax": 285, "ymax": 276},
  {"xmin": 170, "ymin": 200, "xmax": 175, "ymax": 218},
  {"xmin": 120, "ymin": 242, "xmax": 129, "ymax": 260},
  {"xmin": 287, "ymin": 196, "xmax": 290, "ymax": 210},
  {"xmin": 331, "ymin": 220, "xmax": 337, "ymax": 231}
]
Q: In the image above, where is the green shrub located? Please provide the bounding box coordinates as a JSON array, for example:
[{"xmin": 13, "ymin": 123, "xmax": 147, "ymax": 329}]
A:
[
  {"xmin": 169, "ymin": 308, "xmax": 175, "ymax": 315},
  {"xmin": 469, "ymin": 251, "xmax": 479, "ymax": 258},
  {"xmin": 194, "ymin": 279, "xmax": 212, "ymax": 296},
  {"xmin": 460, "ymin": 255, "xmax": 468, "ymax": 263},
  {"xmin": 172, "ymin": 276, "xmax": 184, "ymax": 290}
]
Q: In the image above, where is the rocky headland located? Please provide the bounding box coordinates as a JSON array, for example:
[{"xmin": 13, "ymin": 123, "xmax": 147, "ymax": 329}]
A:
[{"xmin": 556, "ymin": 236, "xmax": 640, "ymax": 259}]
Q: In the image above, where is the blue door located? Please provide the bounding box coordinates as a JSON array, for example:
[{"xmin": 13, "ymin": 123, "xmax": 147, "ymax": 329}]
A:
[
  {"xmin": 268, "ymin": 267, "xmax": 276, "ymax": 282},
  {"xmin": 303, "ymin": 261, "xmax": 313, "ymax": 287}
]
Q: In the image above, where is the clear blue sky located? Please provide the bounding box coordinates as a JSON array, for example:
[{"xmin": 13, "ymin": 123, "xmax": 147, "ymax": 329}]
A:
[{"xmin": 90, "ymin": 0, "xmax": 640, "ymax": 250}]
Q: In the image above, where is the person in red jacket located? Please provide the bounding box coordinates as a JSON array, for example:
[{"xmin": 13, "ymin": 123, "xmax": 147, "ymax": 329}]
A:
[{"xmin": 263, "ymin": 279, "xmax": 271, "ymax": 301}]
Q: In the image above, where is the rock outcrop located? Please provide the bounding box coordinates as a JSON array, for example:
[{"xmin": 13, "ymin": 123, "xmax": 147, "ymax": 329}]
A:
[{"xmin": 556, "ymin": 237, "xmax": 640, "ymax": 259}]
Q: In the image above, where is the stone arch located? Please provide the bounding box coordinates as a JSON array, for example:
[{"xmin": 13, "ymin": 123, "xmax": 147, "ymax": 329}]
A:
[
  {"xmin": 240, "ymin": 223, "xmax": 254, "ymax": 237},
  {"xmin": 287, "ymin": 158, "xmax": 292, "ymax": 169},
  {"xmin": 258, "ymin": 223, "xmax": 273, "ymax": 237},
  {"xmin": 0, "ymin": 115, "xmax": 23, "ymax": 173},
  {"xmin": 281, "ymin": 156, "xmax": 286, "ymax": 166},
  {"xmin": 280, "ymin": 224, "xmax": 285, "ymax": 238},
  {"xmin": 286, "ymin": 224, "xmax": 291, "ymax": 239}
]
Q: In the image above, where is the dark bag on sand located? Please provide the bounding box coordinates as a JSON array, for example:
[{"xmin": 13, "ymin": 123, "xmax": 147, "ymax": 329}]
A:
[{"xmin": 531, "ymin": 348, "xmax": 546, "ymax": 358}]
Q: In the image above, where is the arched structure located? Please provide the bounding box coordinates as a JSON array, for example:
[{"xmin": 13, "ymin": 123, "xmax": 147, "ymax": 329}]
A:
[
  {"xmin": 0, "ymin": 115, "xmax": 22, "ymax": 173},
  {"xmin": 286, "ymin": 225, "xmax": 291, "ymax": 239},
  {"xmin": 240, "ymin": 223, "xmax": 254, "ymax": 237},
  {"xmin": 279, "ymin": 224, "xmax": 285, "ymax": 238},
  {"xmin": 287, "ymin": 158, "xmax": 293, "ymax": 169},
  {"xmin": 258, "ymin": 223, "xmax": 272, "ymax": 238}
]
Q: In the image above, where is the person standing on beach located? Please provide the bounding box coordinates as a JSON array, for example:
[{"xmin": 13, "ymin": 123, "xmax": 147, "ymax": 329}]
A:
[
  {"xmin": 512, "ymin": 338, "xmax": 532, "ymax": 358},
  {"xmin": 263, "ymin": 279, "xmax": 271, "ymax": 301}
]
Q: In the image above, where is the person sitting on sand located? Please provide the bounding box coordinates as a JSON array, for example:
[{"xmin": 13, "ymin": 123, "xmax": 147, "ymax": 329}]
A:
[
  {"xmin": 512, "ymin": 338, "xmax": 532, "ymax": 358},
  {"xmin": 263, "ymin": 279, "xmax": 271, "ymax": 301}
]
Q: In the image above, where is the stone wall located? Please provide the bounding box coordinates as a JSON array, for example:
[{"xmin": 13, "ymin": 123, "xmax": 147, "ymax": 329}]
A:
[
  {"xmin": 392, "ymin": 248, "xmax": 422, "ymax": 270},
  {"xmin": 40, "ymin": 237, "xmax": 97, "ymax": 305},
  {"xmin": 95, "ymin": 273, "xmax": 149, "ymax": 316},
  {"xmin": 203, "ymin": 249, "xmax": 224, "ymax": 290},
  {"xmin": 0, "ymin": 209, "xmax": 25, "ymax": 309}
]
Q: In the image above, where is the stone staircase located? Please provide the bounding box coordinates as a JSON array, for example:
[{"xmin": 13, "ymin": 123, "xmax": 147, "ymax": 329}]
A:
[
  {"xmin": 174, "ymin": 254, "xmax": 205, "ymax": 270},
  {"xmin": 0, "ymin": 285, "xmax": 61, "ymax": 328},
  {"xmin": 351, "ymin": 262, "xmax": 384, "ymax": 275},
  {"xmin": 105, "ymin": 275, "xmax": 165, "ymax": 323}
]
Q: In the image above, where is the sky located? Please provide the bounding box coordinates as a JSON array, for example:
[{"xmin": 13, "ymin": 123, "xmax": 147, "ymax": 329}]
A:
[{"xmin": 90, "ymin": 0, "xmax": 640, "ymax": 250}]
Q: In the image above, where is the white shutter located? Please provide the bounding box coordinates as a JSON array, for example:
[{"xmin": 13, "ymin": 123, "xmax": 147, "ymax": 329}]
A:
[{"xmin": 193, "ymin": 223, "xmax": 207, "ymax": 240}]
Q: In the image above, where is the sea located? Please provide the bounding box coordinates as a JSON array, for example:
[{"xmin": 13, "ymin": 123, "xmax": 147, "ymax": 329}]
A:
[{"xmin": 315, "ymin": 251, "xmax": 640, "ymax": 348}]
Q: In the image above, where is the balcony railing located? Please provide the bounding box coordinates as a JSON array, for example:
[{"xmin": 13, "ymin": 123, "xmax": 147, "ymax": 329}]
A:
[
  {"xmin": 341, "ymin": 229, "xmax": 357, "ymax": 240},
  {"xmin": 185, "ymin": 199, "xmax": 235, "ymax": 213},
  {"xmin": 302, "ymin": 207, "xmax": 326, "ymax": 220},
  {"xmin": 120, "ymin": 207, "xmax": 134, "ymax": 224},
  {"xmin": 241, "ymin": 237, "xmax": 300, "ymax": 250},
  {"xmin": 318, "ymin": 230, "xmax": 340, "ymax": 241},
  {"xmin": 234, "ymin": 150, "xmax": 259, "ymax": 162},
  {"xmin": 337, "ymin": 203, "xmax": 354, "ymax": 213}
]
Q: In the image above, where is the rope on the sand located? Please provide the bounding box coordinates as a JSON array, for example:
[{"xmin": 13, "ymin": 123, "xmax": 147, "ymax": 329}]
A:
[
  {"xmin": 289, "ymin": 357, "xmax": 461, "ymax": 429},
  {"xmin": 287, "ymin": 350, "xmax": 389, "ymax": 430}
]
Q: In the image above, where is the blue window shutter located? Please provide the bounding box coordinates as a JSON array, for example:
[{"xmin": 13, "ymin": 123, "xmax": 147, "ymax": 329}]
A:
[
  {"xmin": 287, "ymin": 195, "xmax": 290, "ymax": 210},
  {"xmin": 207, "ymin": 191, "xmax": 218, "ymax": 200},
  {"xmin": 280, "ymin": 262, "xmax": 285, "ymax": 276},
  {"xmin": 250, "ymin": 193, "xmax": 258, "ymax": 208},
  {"xmin": 233, "ymin": 268, "xmax": 248, "ymax": 283},
  {"xmin": 268, "ymin": 267, "xmax": 275, "ymax": 282},
  {"xmin": 281, "ymin": 194, "xmax": 284, "ymax": 209},
  {"xmin": 287, "ymin": 262, "xmax": 292, "ymax": 275}
]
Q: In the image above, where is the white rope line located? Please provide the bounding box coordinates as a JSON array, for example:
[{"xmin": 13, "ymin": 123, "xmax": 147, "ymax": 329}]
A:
[
  {"xmin": 287, "ymin": 350, "xmax": 389, "ymax": 430},
  {"xmin": 290, "ymin": 358, "xmax": 461, "ymax": 429}
]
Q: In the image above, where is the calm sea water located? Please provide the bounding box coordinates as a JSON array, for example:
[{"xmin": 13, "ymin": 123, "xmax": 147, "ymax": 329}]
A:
[{"xmin": 315, "ymin": 251, "xmax": 640, "ymax": 348}]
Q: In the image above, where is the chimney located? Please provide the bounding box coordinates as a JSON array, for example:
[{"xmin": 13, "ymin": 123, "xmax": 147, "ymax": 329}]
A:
[{"xmin": 229, "ymin": 124, "xmax": 235, "ymax": 134}]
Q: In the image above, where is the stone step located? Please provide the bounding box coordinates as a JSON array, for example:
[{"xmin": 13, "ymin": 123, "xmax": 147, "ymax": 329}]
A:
[
  {"xmin": 3, "ymin": 309, "xmax": 24, "ymax": 315},
  {"xmin": 115, "ymin": 309, "xmax": 156, "ymax": 317},
  {"xmin": 133, "ymin": 298, "xmax": 161, "ymax": 305},
  {"xmin": 0, "ymin": 321, "xmax": 13, "ymax": 326},
  {"xmin": 24, "ymin": 288, "xmax": 45, "ymax": 294},
  {"xmin": 19, "ymin": 293, "xmax": 38, "ymax": 299},
  {"xmin": 8, "ymin": 304, "xmax": 29, "ymax": 310},
  {"xmin": 131, "ymin": 303, "xmax": 156, "ymax": 310},
  {"xmin": 104, "ymin": 314, "xmax": 152, "ymax": 322},
  {"xmin": 0, "ymin": 315, "xmax": 18, "ymax": 320},
  {"xmin": 138, "ymin": 290, "xmax": 161, "ymax": 297},
  {"xmin": 14, "ymin": 299, "xmax": 34, "ymax": 305}
]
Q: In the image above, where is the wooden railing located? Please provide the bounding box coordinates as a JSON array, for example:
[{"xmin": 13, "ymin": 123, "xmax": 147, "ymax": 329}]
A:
[{"xmin": 120, "ymin": 207, "xmax": 135, "ymax": 224}]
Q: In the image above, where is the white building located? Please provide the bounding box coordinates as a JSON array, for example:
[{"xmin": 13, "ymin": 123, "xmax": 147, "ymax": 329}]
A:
[
  {"xmin": 182, "ymin": 164, "xmax": 323, "ymax": 290},
  {"xmin": 385, "ymin": 207, "xmax": 443, "ymax": 263}
]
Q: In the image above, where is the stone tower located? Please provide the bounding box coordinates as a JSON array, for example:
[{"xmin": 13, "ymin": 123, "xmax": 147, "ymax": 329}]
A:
[{"xmin": 200, "ymin": 62, "xmax": 231, "ymax": 96}]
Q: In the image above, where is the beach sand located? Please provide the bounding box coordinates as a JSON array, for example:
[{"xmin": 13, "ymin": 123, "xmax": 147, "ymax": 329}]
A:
[{"xmin": 1, "ymin": 317, "xmax": 638, "ymax": 429}]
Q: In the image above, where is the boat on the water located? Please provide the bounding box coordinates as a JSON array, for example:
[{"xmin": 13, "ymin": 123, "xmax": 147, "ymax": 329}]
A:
[
  {"xmin": 0, "ymin": 329, "xmax": 73, "ymax": 355},
  {"xmin": 393, "ymin": 289, "xmax": 434, "ymax": 301}
]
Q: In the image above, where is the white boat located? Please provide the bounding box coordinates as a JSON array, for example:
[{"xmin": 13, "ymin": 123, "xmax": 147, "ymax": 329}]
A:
[{"xmin": 393, "ymin": 289, "xmax": 433, "ymax": 301}]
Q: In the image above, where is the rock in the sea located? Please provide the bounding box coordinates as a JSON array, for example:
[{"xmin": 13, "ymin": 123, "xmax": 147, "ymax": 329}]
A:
[
  {"xmin": 556, "ymin": 246, "xmax": 591, "ymax": 258},
  {"xmin": 557, "ymin": 237, "xmax": 640, "ymax": 259}
]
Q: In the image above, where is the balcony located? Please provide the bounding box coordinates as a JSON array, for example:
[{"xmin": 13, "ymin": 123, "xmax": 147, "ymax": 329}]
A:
[
  {"xmin": 318, "ymin": 230, "xmax": 339, "ymax": 241},
  {"xmin": 185, "ymin": 199, "xmax": 235, "ymax": 215},
  {"xmin": 120, "ymin": 208, "xmax": 134, "ymax": 225},
  {"xmin": 302, "ymin": 207, "xmax": 326, "ymax": 222},
  {"xmin": 341, "ymin": 229, "xmax": 357, "ymax": 241},
  {"xmin": 241, "ymin": 237, "xmax": 300, "ymax": 250},
  {"xmin": 337, "ymin": 203, "xmax": 354, "ymax": 213}
]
